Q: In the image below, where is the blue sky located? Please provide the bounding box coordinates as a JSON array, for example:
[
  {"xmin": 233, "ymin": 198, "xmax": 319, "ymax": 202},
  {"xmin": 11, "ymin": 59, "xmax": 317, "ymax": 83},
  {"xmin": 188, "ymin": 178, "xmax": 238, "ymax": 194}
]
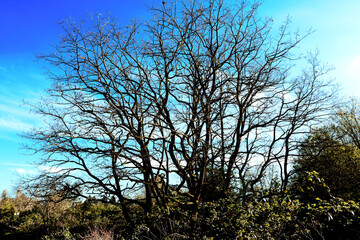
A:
[{"xmin": 0, "ymin": 0, "xmax": 360, "ymax": 194}]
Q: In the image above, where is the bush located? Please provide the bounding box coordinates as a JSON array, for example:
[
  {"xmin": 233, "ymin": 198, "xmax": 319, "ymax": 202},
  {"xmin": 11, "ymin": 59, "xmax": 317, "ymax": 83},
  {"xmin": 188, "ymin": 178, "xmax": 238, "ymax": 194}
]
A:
[{"xmin": 2, "ymin": 177, "xmax": 360, "ymax": 240}]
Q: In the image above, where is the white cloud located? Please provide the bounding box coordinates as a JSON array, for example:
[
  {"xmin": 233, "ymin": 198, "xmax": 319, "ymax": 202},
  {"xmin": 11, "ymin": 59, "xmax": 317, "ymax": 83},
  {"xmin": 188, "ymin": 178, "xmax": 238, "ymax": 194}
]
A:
[
  {"xmin": 38, "ymin": 166, "xmax": 63, "ymax": 174},
  {"xmin": 1, "ymin": 163, "xmax": 62, "ymax": 175},
  {"xmin": 0, "ymin": 162, "xmax": 63, "ymax": 175},
  {"xmin": 0, "ymin": 61, "xmax": 47, "ymax": 137},
  {"xmin": 0, "ymin": 95, "xmax": 41, "ymax": 133},
  {"xmin": 0, "ymin": 163, "xmax": 34, "ymax": 167},
  {"xmin": 0, "ymin": 117, "xmax": 34, "ymax": 132},
  {"xmin": 0, "ymin": 103, "xmax": 32, "ymax": 118},
  {"xmin": 14, "ymin": 168, "xmax": 37, "ymax": 175}
]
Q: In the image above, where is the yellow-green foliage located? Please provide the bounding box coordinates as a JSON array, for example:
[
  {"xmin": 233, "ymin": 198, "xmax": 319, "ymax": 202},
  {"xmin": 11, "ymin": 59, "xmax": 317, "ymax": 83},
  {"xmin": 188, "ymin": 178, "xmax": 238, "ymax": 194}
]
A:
[
  {"xmin": 295, "ymin": 126, "xmax": 360, "ymax": 201},
  {"xmin": 1, "ymin": 179, "xmax": 360, "ymax": 240}
]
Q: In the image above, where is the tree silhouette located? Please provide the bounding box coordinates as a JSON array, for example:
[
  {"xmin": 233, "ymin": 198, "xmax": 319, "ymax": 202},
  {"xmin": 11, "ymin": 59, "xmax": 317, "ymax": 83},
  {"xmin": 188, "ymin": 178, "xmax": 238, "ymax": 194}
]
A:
[{"xmin": 23, "ymin": 0, "xmax": 334, "ymax": 228}]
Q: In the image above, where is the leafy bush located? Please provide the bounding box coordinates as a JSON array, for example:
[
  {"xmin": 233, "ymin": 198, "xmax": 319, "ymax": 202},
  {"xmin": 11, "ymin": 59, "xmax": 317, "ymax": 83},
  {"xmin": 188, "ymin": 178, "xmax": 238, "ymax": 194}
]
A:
[{"xmin": 2, "ymin": 176, "xmax": 360, "ymax": 240}]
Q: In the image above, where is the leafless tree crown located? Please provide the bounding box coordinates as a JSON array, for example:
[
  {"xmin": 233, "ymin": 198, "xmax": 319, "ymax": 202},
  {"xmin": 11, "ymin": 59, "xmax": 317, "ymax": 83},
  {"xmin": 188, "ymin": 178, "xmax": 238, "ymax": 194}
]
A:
[{"xmin": 24, "ymin": 0, "xmax": 334, "ymax": 220}]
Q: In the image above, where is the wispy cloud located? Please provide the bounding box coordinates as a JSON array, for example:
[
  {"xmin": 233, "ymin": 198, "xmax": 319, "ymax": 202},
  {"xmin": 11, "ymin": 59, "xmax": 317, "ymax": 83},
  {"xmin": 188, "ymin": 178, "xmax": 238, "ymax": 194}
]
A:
[
  {"xmin": 38, "ymin": 166, "xmax": 63, "ymax": 174},
  {"xmin": 0, "ymin": 163, "xmax": 38, "ymax": 176},
  {"xmin": 0, "ymin": 163, "xmax": 63, "ymax": 175},
  {"xmin": 0, "ymin": 117, "xmax": 34, "ymax": 132},
  {"xmin": 0, "ymin": 60, "xmax": 47, "ymax": 136},
  {"xmin": 15, "ymin": 168, "xmax": 37, "ymax": 175},
  {"xmin": 0, "ymin": 96, "xmax": 42, "ymax": 134},
  {"xmin": 0, "ymin": 102, "xmax": 32, "ymax": 117},
  {"xmin": 0, "ymin": 163, "xmax": 35, "ymax": 167}
]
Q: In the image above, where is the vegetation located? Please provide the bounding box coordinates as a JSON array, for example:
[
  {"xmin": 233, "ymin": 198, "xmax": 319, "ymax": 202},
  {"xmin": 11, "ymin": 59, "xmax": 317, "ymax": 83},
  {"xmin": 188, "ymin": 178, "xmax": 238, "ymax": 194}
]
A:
[
  {"xmin": 2, "ymin": 0, "xmax": 358, "ymax": 239},
  {"xmin": 293, "ymin": 101, "xmax": 360, "ymax": 201},
  {"xmin": 2, "ymin": 173, "xmax": 360, "ymax": 239}
]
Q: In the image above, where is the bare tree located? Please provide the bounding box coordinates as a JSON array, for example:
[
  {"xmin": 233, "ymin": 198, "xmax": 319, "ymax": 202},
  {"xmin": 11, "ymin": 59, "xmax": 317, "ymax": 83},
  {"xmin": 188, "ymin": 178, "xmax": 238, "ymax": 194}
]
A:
[
  {"xmin": 23, "ymin": 0, "xmax": 334, "ymax": 228},
  {"xmin": 333, "ymin": 98, "xmax": 360, "ymax": 148}
]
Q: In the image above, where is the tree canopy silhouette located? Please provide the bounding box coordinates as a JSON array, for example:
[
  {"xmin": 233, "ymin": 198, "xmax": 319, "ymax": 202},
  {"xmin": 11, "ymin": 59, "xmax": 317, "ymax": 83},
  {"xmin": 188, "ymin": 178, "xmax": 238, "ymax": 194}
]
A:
[{"xmin": 23, "ymin": 0, "xmax": 334, "ymax": 227}]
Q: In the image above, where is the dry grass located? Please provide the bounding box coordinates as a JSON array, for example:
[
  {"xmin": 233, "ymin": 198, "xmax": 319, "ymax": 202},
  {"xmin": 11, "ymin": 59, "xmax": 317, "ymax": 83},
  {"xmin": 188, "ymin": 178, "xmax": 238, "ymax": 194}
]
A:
[{"xmin": 80, "ymin": 226, "xmax": 114, "ymax": 240}]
